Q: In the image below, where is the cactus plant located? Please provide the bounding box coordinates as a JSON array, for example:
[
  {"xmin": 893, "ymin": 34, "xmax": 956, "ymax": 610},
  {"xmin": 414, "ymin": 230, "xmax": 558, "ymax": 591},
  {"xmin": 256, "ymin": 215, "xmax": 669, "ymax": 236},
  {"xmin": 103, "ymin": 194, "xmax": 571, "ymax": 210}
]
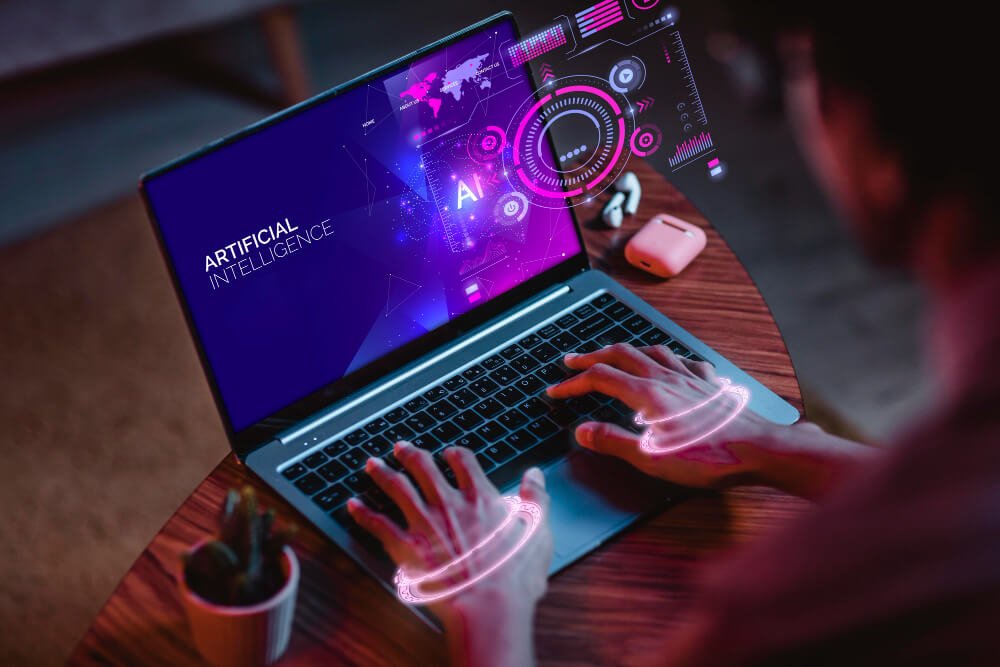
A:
[{"xmin": 183, "ymin": 486, "xmax": 297, "ymax": 606}]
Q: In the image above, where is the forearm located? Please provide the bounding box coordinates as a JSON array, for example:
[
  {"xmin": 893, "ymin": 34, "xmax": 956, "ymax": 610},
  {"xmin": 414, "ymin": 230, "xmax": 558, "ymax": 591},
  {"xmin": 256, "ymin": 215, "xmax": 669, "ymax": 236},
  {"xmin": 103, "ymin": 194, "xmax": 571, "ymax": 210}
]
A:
[
  {"xmin": 442, "ymin": 590, "xmax": 537, "ymax": 667},
  {"xmin": 741, "ymin": 421, "xmax": 879, "ymax": 500}
]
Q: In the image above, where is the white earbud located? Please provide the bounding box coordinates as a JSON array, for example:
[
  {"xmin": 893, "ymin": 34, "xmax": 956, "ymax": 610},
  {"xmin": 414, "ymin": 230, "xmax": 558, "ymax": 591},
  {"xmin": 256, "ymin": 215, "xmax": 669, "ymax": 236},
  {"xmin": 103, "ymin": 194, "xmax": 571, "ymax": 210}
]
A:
[
  {"xmin": 614, "ymin": 171, "xmax": 641, "ymax": 215},
  {"xmin": 601, "ymin": 191, "xmax": 626, "ymax": 228}
]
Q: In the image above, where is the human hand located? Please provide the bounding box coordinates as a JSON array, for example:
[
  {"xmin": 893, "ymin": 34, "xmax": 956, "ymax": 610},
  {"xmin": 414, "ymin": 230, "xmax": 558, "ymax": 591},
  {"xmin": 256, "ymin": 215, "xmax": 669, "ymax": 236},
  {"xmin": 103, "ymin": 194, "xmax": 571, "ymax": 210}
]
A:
[{"xmin": 347, "ymin": 441, "xmax": 552, "ymax": 635}]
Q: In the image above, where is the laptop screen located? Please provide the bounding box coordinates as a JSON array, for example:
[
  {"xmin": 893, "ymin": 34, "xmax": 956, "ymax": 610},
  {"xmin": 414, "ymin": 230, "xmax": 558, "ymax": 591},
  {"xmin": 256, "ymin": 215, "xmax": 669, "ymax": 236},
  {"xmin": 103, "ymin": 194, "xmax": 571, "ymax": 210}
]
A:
[{"xmin": 142, "ymin": 16, "xmax": 584, "ymax": 435}]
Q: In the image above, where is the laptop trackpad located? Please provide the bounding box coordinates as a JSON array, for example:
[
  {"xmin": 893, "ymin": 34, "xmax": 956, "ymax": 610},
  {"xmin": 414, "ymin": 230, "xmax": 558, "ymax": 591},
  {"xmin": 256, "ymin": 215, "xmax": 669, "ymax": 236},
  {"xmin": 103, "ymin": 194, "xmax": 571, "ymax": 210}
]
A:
[{"xmin": 543, "ymin": 449, "xmax": 680, "ymax": 561}]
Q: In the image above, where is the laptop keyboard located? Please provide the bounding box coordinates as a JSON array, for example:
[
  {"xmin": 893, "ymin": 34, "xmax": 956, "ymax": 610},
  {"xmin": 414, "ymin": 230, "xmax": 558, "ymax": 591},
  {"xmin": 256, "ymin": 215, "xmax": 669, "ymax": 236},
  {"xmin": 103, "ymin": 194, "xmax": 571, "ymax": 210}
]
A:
[{"xmin": 279, "ymin": 292, "xmax": 704, "ymax": 550}]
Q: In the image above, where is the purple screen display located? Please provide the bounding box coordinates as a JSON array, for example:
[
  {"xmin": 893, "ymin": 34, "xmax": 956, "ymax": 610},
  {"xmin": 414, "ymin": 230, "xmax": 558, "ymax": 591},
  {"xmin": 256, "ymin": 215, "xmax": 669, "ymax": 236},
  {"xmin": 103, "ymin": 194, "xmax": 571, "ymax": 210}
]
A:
[{"xmin": 143, "ymin": 19, "xmax": 582, "ymax": 431}]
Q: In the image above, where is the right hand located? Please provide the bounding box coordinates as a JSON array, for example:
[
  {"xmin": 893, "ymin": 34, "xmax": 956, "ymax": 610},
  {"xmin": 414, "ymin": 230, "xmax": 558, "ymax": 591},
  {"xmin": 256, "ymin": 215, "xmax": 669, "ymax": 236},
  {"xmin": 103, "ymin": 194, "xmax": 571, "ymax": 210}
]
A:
[{"xmin": 546, "ymin": 343, "xmax": 777, "ymax": 490}]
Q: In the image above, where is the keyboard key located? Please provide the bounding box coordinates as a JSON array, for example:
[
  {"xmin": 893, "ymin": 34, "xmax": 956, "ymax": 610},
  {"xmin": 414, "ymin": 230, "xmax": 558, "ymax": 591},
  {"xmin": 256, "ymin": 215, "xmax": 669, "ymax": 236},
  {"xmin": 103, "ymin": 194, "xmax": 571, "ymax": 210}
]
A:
[
  {"xmin": 519, "ymin": 397, "xmax": 549, "ymax": 418},
  {"xmin": 428, "ymin": 399, "xmax": 458, "ymax": 421},
  {"xmin": 531, "ymin": 343, "xmax": 560, "ymax": 362},
  {"xmin": 500, "ymin": 344, "xmax": 523, "ymax": 359},
  {"xmin": 527, "ymin": 416, "xmax": 559, "ymax": 439},
  {"xmin": 454, "ymin": 410, "xmax": 484, "ymax": 430},
  {"xmin": 404, "ymin": 411, "xmax": 434, "ymax": 433},
  {"xmin": 303, "ymin": 451, "xmax": 328, "ymax": 468},
  {"xmin": 384, "ymin": 452, "xmax": 403, "ymax": 470},
  {"xmin": 550, "ymin": 332, "xmax": 580, "ymax": 351},
  {"xmin": 506, "ymin": 429, "xmax": 537, "ymax": 451},
  {"xmin": 496, "ymin": 386, "xmax": 526, "ymax": 407},
  {"xmin": 294, "ymin": 472, "xmax": 325, "ymax": 496},
  {"xmin": 550, "ymin": 406, "xmax": 578, "ymax": 426},
  {"xmin": 323, "ymin": 440, "xmax": 350, "ymax": 458},
  {"xmin": 537, "ymin": 364, "xmax": 567, "ymax": 384},
  {"xmin": 281, "ymin": 463, "xmax": 307, "ymax": 481},
  {"xmin": 404, "ymin": 396, "xmax": 429, "ymax": 412},
  {"xmin": 687, "ymin": 353, "xmax": 709, "ymax": 363},
  {"xmin": 641, "ymin": 329, "xmax": 670, "ymax": 346},
  {"xmin": 313, "ymin": 483, "xmax": 349, "ymax": 511},
  {"xmin": 443, "ymin": 375, "xmax": 467, "ymax": 391},
  {"xmin": 511, "ymin": 354, "xmax": 540, "ymax": 373},
  {"xmin": 432, "ymin": 421, "xmax": 462, "ymax": 443},
  {"xmin": 364, "ymin": 418, "xmax": 389, "ymax": 435},
  {"xmin": 462, "ymin": 364, "xmax": 486, "ymax": 381},
  {"xmin": 339, "ymin": 449, "xmax": 365, "ymax": 470},
  {"xmin": 343, "ymin": 471, "xmax": 374, "ymax": 495},
  {"xmin": 469, "ymin": 378, "xmax": 500, "ymax": 397},
  {"xmin": 361, "ymin": 486, "xmax": 392, "ymax": 513},
  {"xmin": 623, "ymin": 314, "xmax": 652, "ymax": 335},
  {"xmin": 317, "ymin": 459, "xmax": 348, "ymax": 483},
  {"xmin": 538, "ymin": 323, "xmax": 560, "ymax": 338},
  {"xmin": 449, "ymin": 388, "xmax": 477, "ymax": 408},
  {"xmin": 577, "ymin": 341, "xmax": 600, "ymax": 353},
  {"xmin": 486, "ymin": 431, "xmax": 574, "ymax": 490},
  {"xmin": 473, "ymin": 398, "xmax": 504, "ymax": 419},
  {"xmin": 411, "ymin": 433, "xmax": 442, "ymax": 452},
  {"xmin": 498, "ymin": 409, "xmax": 528, "ymax": 431},
  {"xmin": 423, "ymin": 385, "xmax": 448, "ymax": 402},
  {"xmin": 483, "ymin": 442, "xmax": 516, "ymax": 465},
  {"xmin": 476, "ymin": 421, "xmax": 508, "ymax": 443},
  {"xmin": 518, "ymin": 333, "xmax": 543, "ymax": 349},
  {"xmin": 555, "ymin": 313, "xmax": 578, "ymax": 328},
  {"xmin": 515, "ymin": 375, "xmax": 545, "ymax": 394},
  {"xmin": 476, "ymin": 452, "xmax": 498, "ymax": 473},
  {"xmin": 455, "ymin": 433, "xmax": 485, "ymax": 452},
  {"xmin": 384, "ymin": 424, "xmax": 415, "ymax": 442},
  {"xmin": 384, "ymin": 407, "xmax": 409, "ymax": 423},
  {"xmin": 490, "ymin": 365, "xmax": 520, "ymax": 385},
  {"xmin": 572, "ymin": 303, "xmax": 597, "ymax": 319},
  {"xmin": 605, "ymin": 301, "xmax": 632, "ymax": 320},
  {"xmin": 481, "ymin": 354, "xmax": 504, "ymax": 370},
  {"xmin": 590, "ymin": 293, "xmax": 615, "ymax": 308},
  {"xmin": 362, "ymin": 437, "xmax": 391, "ymax": 457},
  {"xmin": 596, "ymin": 327, "xmax": 631, "ymax": 346},
  {"xmin": 668, "ymin": 340, "xmax": 690, "ymax": 356},
  {"xmin": 570, "ymin": 314, "xmax": 613, "ymax": 340},
  {"xmin": 344, "ymin": 429, "xmax": 367, "ymax": 446},
  {"xmin": 567, "ymin": 395, "xmax": 600, "ymax": 414}
]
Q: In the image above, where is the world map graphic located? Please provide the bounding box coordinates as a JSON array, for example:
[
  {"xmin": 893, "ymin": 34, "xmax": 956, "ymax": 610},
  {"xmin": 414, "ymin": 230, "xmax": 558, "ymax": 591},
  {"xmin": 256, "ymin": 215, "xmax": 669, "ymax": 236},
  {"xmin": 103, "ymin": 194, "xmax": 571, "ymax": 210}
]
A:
[{"xmin": 400, "ymin": 53, "xmax": 493, "ymax": 118}]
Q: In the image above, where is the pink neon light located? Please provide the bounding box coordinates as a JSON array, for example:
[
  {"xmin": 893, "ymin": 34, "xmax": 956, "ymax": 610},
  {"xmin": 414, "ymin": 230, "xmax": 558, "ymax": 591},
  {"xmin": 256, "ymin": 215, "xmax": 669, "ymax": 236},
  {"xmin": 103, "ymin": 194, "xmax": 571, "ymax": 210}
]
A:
[
  {"xmin": 707, "ymin": 158, "xmax": 720, "ymax": 168},
  {"xmin": 587, "ymin": 117, "xmax": 626, "ymax": 190},
  {"xmin": 555, "ymin": 84, "xmax": 622, "ymax": 116},
  {"xmin": 467, "ymin": 292, "xmax": 481, "ymax": 303},
  {"xmin": 394, "ymin": 496, "xmax": 543, "ymax": 605},
  {"xmin": 635, "ymin": 377, "xmax": 751, "ymax": 455}
]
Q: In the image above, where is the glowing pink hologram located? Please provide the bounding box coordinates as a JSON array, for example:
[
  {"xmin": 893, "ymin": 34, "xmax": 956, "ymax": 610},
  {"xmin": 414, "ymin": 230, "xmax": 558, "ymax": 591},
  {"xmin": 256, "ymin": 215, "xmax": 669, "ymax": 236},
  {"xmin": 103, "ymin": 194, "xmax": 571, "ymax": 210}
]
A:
[
  {"xmin": 634, "ymin": 377, "xmax": 750, "ymax": 455},
  {"xmin": 394, "ymin": 496, "xmax": 543, "ymax": 605}
]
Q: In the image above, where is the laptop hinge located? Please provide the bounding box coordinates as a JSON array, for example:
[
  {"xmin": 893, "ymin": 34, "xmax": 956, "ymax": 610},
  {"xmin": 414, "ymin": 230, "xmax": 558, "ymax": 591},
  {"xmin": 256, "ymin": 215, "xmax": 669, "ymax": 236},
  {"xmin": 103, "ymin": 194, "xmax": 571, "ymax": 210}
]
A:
[{"xmin": 276, "ymin": 283, "xmax": 572, "ymax": 445}]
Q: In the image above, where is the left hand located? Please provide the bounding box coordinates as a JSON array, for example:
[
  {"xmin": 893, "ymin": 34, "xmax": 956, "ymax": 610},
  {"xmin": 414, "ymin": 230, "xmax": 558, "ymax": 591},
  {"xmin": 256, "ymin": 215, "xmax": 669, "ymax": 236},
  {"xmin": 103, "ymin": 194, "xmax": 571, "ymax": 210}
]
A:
[{"xmin": 347, "ymin": 441, "xmax": 552, "ymax": 631}]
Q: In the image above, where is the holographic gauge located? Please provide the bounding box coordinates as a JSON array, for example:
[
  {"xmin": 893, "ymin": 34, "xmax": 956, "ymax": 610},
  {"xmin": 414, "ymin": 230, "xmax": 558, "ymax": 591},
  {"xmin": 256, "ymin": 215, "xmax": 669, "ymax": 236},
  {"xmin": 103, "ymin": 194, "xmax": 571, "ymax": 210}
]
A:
[
  {"xmin": 630, "ymin": 124, "xmax": 663, "ymax": 157},
  {"xmin": 608, "ymin": 57, "xmax": 646, "ymax": 94},
  {"xmin": 494, "ymin": 192, "xmax": 530, "ymax": 225},
  {"xmin": 505, "ymin": 75, "xmax": 635, "ymax": 208},
  {"xmin": 468, "ymin": 125, "xmax": 507, "ymax": 163}
]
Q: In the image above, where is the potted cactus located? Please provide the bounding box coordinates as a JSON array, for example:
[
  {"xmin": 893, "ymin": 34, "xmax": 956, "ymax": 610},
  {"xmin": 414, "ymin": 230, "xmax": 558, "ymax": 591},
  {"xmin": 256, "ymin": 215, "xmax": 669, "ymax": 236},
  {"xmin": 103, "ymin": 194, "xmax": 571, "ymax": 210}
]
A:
[{"xmin": 179, "ymin": 486, "xmax": 299, "ymax": 667}]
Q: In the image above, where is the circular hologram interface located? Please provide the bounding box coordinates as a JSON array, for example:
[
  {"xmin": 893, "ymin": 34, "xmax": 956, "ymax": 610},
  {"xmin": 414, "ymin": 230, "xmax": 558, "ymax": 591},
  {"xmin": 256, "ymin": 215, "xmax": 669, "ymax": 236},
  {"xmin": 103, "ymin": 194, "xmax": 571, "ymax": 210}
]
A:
[
  {"xmin": 608, "ymin": 57, "xmax": 646, "ymax": 94},
  {"xmin": 494, "ymin": 191, "xmax": 530, "ymax": 225},
  {"xmin": 506, "ymin": 75, "xmax": 635, "ymax": 208},
  {"xmin": 468, "ymin": 125, "xmax": 507, "ymax": 163},
  {"xmin": 630, "ymin": 124, "xmax": 663, "ymax": 157}
]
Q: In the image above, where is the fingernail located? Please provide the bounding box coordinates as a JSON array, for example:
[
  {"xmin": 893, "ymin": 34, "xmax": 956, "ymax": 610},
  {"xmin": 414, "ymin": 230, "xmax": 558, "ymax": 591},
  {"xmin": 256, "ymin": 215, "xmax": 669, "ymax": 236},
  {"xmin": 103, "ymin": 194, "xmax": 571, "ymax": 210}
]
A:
[
  {"xmin": 365, "ymin": 457, "xmax": 383, "ymax": 471},
  {"xmin": 564, "ymin": 352, "xmax": 577, "ymax": 361},
  {"xmin": 347, "ymin": 498, "xmax": 361, "ymax": 511},
  {"xmin": 394, "ymin": 440, "xmax": 410, "ymax": 454},
  {"xmin": 527, "ymin": 466, "xmax": 545, "ymax": 488},
  {"xmin": 576, "ymin": 423, "xmax": 593, "ymax": 446}
]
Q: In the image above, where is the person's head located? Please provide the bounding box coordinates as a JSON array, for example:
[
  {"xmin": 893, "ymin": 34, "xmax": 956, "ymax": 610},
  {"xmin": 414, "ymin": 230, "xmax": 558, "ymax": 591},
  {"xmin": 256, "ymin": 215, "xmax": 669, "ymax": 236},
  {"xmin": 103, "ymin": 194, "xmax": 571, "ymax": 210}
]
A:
[{"xmin": 715, "ymin": 2, "xmax": 995, "ymax": 284}]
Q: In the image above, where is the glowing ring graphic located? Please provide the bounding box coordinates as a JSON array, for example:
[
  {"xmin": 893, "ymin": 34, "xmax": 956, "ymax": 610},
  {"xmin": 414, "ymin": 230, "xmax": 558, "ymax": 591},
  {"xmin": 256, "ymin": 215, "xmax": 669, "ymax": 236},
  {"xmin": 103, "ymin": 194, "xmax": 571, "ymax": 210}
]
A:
[
  {"xmin": 468, "ymin": 125, "xmax": 507, "ymax": 163},
  {"xmin": 506, "ymin": 76, "xmax": 634, "ymax": 208},
  {"xmin": 629, "ymin": 124, "xmax": 663, "ymax": 158},
  {"xmin": 634, "ymin": 378, "xmax": 751, "ymax": 455},
  {"xmin": 608, "ymin": 57, "xmax": 646, "ymax": 94},
  {"xmin": 494, "ymin": 191, "xmax": 530, "ymax": 224},
  {"xmin": 394, "ymin": 495, "xmax": 543, "ymax": 605}
]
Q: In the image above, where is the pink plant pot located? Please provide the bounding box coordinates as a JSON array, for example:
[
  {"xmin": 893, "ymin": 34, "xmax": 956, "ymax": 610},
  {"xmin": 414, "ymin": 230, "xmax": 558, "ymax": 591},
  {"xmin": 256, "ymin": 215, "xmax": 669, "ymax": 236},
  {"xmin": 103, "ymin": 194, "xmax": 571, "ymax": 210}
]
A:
[{"xmin": 179, "ymin": 542, "xmax": 299, "ymax": 667}]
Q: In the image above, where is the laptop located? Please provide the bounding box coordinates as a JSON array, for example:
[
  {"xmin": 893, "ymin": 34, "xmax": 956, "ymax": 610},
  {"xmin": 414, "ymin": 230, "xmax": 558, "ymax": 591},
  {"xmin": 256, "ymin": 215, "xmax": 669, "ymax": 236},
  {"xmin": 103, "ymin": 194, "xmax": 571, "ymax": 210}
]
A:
[{"xmin": 140, "ymin": 10, "xmax": 798, "ymax": 623}]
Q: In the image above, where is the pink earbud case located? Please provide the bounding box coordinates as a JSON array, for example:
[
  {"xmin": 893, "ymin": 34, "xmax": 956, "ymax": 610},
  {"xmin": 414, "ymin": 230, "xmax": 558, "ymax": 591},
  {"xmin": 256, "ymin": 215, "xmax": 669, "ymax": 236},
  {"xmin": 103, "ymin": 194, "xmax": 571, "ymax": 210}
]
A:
[{"xmin": 624, "ymin": 214, "xmax": 706, "ymax": 278}]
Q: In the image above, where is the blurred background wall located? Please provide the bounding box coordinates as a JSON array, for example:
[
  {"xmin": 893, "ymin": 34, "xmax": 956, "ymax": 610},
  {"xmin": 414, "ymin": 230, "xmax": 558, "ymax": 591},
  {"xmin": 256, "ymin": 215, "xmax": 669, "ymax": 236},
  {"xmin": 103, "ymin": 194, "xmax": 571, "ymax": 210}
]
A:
[{"xmin": 0, "ymin": 1, "xmax": 930, "ymax": 664}]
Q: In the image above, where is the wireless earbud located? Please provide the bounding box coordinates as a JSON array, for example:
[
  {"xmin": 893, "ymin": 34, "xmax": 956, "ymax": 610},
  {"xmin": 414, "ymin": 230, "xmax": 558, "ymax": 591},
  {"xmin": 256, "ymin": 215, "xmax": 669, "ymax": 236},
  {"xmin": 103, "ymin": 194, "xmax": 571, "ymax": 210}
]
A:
[
  {"xmin": 602, "ymin": 191, "xmax": 626, "ymax": 228},
  {"xmin": 614, "ymin": 171, "xmax": 641, "ymax": 215}
]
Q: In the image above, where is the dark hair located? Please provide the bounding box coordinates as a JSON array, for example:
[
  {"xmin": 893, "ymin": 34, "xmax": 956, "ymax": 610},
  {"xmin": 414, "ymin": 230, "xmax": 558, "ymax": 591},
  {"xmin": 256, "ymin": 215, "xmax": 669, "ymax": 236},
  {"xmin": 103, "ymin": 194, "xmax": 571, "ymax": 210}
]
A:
[{"xmin": 723, "ymin": 1, "xmax": 994, "ymax": 228}]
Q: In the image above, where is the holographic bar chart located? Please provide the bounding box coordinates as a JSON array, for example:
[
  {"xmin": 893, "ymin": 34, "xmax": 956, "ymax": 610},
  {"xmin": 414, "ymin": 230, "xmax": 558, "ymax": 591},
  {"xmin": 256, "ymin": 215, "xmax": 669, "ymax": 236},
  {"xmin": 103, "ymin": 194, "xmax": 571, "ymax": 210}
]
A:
[
  {"xmin": 668, "ymin": 132, "xmax": 714, "ymax": 167},
  {"xmin": 575, "ymin": 0, "xmax": 624, "ymax": 39},
  {"xmin": 507, "ymin": 24, "xmax": 567, "ymax": 67}
]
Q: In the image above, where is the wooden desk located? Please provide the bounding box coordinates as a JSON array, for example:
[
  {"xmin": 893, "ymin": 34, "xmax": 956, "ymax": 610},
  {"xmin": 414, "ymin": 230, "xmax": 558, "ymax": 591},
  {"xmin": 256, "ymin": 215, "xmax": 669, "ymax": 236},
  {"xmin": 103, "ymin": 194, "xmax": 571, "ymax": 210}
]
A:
[{"xmin": 69, "ymin": 160, "xmax": 808, "ymax": 666}]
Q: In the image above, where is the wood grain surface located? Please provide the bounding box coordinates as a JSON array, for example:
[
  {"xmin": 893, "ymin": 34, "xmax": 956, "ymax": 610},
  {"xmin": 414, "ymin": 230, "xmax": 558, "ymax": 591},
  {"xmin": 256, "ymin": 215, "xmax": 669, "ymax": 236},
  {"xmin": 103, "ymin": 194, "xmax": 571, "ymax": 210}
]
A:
[{"xmin": 69, "ymin": 160, "xmax": 809, "ymax": 666}]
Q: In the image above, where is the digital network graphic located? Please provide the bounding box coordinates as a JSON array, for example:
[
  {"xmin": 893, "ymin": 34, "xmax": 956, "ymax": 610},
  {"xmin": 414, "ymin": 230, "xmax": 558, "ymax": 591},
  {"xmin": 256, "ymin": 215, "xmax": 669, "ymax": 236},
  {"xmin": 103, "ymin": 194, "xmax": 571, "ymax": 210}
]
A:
[
  {"xmin": 394, "ymin": 495, "xmax": 543, "ymax": 605},
  {"xmin": 634, "ymin": 377, "xmax": 750, "ymax": 455}
]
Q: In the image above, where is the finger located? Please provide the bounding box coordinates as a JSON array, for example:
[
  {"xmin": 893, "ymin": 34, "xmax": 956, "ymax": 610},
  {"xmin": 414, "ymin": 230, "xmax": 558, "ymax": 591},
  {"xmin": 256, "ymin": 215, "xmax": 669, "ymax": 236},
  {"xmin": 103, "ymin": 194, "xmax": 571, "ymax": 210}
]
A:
[
  {"xmin": 445, "ymin": 446, "xmax": 495, "ymax": 499},
  {"xmin": 346, "ymin": 497, "xmax": 408, "ymax": 548},
  {"xmin": 563, "ymin": 343, "xmax": 663, "ymax": 377},
  {"xmin": 546, "ymin": 363, "xmax": 658, "ymax": 409},
  {"xmin": 636, "ymin": 345, "xmax": 688, "ymax": 374},
  {"xmin": 679, "ymin": 357, "xmax": 716, "ymax": 381},
  {"xmin": 517, "ymin": 467, "xmax": 550, "ymax": 512},
  {"xmin": 394, "ymin": 441, "xmax": 451, "ymax": 506},
  {"xmin": 575, "ymin": 421, "xmax": 645, "ymax": 465},
  {"xmin": 365, "ymin": 457, "xmax": 429, "ymax": 526}
]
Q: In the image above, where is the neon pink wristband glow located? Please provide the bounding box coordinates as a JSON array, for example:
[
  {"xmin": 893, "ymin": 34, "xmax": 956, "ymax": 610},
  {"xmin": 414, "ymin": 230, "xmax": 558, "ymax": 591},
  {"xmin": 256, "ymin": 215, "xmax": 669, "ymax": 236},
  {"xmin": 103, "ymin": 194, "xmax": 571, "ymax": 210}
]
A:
[
  {"xmin": 634, "ymin": 377, "xmax": 751, "ymax": 455},
  {"xmin": 394, "ymin": 495, "xmax": 543, "ymax": 605}
]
